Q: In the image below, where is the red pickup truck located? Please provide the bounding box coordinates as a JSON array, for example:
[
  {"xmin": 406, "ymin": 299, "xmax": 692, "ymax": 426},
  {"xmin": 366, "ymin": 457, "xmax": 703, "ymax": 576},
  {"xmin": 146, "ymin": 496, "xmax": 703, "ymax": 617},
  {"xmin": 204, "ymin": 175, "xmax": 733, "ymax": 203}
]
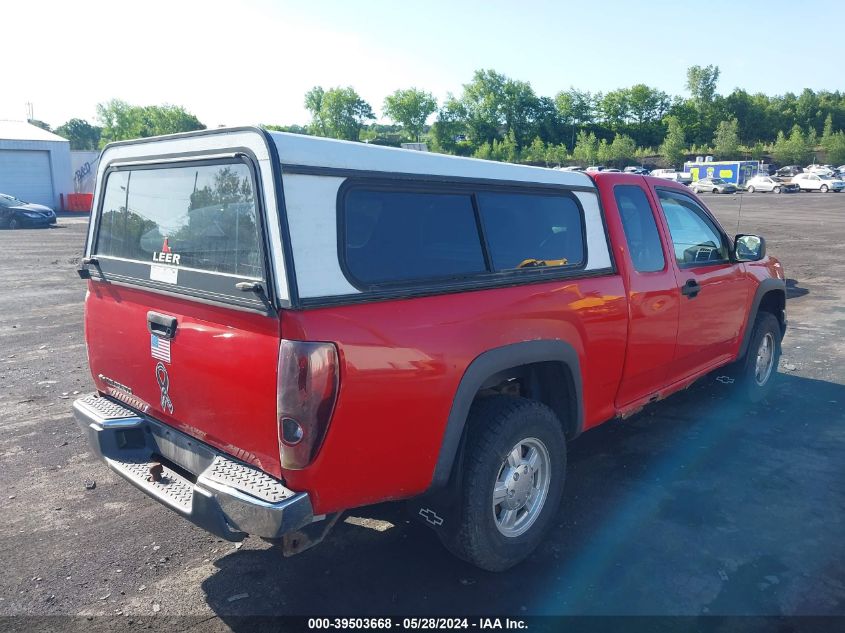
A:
[{"xmin": 74, "ymin": 128, "xmax": 786, "ymax": 571}]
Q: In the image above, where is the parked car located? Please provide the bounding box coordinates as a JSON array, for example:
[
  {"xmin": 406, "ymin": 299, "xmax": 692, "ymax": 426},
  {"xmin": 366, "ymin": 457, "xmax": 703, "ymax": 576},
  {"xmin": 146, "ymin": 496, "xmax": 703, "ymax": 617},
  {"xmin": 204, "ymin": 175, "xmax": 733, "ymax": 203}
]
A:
[
  {"xmin": 623, "ymin": 166, "xmax": 650, "ymax": 175},
  {"xmin": 792, "ymin": 172, "xmax": 845, "ymax": 192},
  {"xmin": 602, "ymin": 168, "xmax": 621, "ymax": 173},
  {"xmin": 557, "ymin": 166, "xmax": 585, "ymax": 172},
  {"xmin": 690, "ymin": 177, "xmax": 737, "ymax": 194},
  {"xmin": 650, "ymin": 168, "xmax": 693, "ymax": 185},
  {"xmin": 775, "ymin": 165, "xmax": 803, "ymax": 178},
  {"xmin": 805, "ymin": 164, "xmax": 835, "ymax": 177},
  {"xmin": 0, "ymin": 193, "xmax": 57, "ymax": 229},
  {"xmin": 585, "ymin": 165, "xmax": 606, "ymax": 172},
  {"xmin": 744, "ymin": 175, "xmax": 800, "ymax": 194},
  {"xmin": 74, "ymin": 128, "xmax": 786, "ymax": 572}
]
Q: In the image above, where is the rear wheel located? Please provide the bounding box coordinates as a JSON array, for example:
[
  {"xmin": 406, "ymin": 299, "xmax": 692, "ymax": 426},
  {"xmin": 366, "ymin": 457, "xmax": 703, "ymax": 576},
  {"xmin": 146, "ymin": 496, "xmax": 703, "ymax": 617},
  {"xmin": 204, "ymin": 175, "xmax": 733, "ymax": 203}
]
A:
[
  {"xmin": 747, "ymin": 185, "xmax": 756, "ymax": 193},
  {"xmin": 439, "ymin": 396, "xmax": 566, "ymax": 571},
  {"xmin": 712, "ymin": 188, "xmax": 719, "ymax": 194},
  {"xmin": 773, "ymin": 186, "xmax": 782, "ymax": 194},
  {"xmin": 821, "ymin": 184, "xmax": 829, "ymax": 193}
]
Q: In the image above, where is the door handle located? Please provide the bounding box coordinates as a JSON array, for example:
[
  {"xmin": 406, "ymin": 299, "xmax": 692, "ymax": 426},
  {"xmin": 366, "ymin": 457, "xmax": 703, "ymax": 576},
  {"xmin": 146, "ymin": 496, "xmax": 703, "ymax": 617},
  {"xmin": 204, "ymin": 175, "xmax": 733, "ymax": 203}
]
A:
[
  {"xmin": 681, "ymin": 279, "xmax": 701, "ymax": 298},
  {"xmin": 147, "ymin": 311, "xmax": 178, "ymax": 339}
]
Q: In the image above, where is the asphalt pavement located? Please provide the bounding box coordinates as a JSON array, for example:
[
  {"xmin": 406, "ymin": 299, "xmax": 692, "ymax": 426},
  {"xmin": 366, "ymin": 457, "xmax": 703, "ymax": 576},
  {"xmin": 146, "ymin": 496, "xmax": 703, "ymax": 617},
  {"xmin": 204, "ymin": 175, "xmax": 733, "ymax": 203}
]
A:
[{"xmin": 0, "ymin": 192, "xmax": 843, "ymax": 625}]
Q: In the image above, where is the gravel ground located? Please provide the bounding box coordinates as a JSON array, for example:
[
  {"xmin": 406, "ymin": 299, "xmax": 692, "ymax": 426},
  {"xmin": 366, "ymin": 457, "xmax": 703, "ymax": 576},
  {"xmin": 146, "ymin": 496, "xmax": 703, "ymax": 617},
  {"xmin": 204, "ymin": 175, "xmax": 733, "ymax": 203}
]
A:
[{"xmin": 0, "ymin": 192, "xmax": 843, "ymax": 626}]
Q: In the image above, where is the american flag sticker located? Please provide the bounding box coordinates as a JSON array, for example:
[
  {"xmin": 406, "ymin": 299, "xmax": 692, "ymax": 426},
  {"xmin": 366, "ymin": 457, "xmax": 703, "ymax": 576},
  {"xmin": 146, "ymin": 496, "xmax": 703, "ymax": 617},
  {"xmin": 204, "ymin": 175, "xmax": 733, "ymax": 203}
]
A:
[{"xmin": 150, "ymin": 334, "xmax": 171, "ymax": 363}]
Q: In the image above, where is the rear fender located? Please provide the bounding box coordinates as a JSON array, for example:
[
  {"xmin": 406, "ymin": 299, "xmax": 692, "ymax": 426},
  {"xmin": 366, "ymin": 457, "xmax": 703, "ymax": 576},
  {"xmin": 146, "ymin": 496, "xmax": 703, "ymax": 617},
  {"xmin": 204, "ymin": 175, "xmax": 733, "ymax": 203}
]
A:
[{"xmin": 409, "ymin": 340, "xmax": 582, "ymax": 534}]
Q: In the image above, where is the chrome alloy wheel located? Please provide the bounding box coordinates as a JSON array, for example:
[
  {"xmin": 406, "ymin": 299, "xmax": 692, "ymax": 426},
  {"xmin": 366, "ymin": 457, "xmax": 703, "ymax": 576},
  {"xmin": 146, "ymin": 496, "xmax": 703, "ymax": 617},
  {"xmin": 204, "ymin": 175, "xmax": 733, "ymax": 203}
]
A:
[
  {"xmin": 492, "ymin": 437, "xmax": 551, "ymax": 538},
  {"xmin": 755, "ymin": 332, "xmax": 775, "ymax": 386}
]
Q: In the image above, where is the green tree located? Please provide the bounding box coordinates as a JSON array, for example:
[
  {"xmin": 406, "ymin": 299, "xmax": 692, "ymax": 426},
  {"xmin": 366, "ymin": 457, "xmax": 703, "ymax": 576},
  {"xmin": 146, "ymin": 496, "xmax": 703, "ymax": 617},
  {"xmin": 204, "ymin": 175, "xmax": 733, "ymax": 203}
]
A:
[
  {"xmin": 383, "ymin": 88, "xmax": 437, "ymax": 142},
  {"xmin": 686, "ymin": 65, "xmax": 721, "ymax": 109},
  {"xmin": 660, "ymin": 115, "xmax": 687, "ymax": 167},
  {"xmin": 454, "ymin": 69, "xmax": 543, "ymax": 149},
  {"xmin": 473, "ymin": 142, "xmax": 493, "ymax": 160},
  {"xmin": 490, "ymin": 129, "xmax": 519, "ymax": 163},
  {"xmin": 430, "ymin": 96, "xmax": 468, "ymax": 154},
  {"xmin": 96, "ymin": 100, "xmax": 204, "ymax": 146},
  {"xmin": 304, "ymin": 86, "xmax": 375, "ymax": 141},
  {"xmin": 820, "ymin": 114, "xmax": 845, "ymax": 164},
  {"xmin": 263, "ymin": 123, "xmax": 310, "ymax": 135},
  {"xmin": 713, "ymin": 118, "xmax": 740, "ymax": 159},
  {"xmin": 522, "ymin": 136, "xmax": 547, "ymax": 164},
  {"xmin": 599, "ymin": 89, "xmax": 630, "ymax": 128},
  {"xmin": 545, "ymin": 143, "xmax": 568, "ymax": 166},
  {"xmin": 304, "ymin": 87, "xmax": 327, "ymax": 136},
  {"xmin": 607, "ymin": 133, "xmax": 636, "ymax": 167},
  {"xmin": 685, "ymin": 65, "xmax": 721, "ymax": 144},
  {"xmin": 771, "ymin": 131, "xmax": 791, "ymax": 164},
  {"xmin": 572, "ymin": 130, "xmax": 599, "ymax": 165},
  {"xmin": 772, "ymin": 125, "xmax": 812, "ymax": 164},
  {"xmin": 555, "ymin": 88, "xmax": 595, "ymax": 148},
  {"xmin": 55, "ymin": 118, "xmax": 102, "ymax": 150},
  {"xmin": 821, "ymin": 113, "xmax": 835, "ymax": 150},
  {"xmin": 596, "ymin": 138, "xmax": 611, "ymax": 165},
  {"xmin": 628, "ymin": 84, "xmax": 670, "ymax": 126}
]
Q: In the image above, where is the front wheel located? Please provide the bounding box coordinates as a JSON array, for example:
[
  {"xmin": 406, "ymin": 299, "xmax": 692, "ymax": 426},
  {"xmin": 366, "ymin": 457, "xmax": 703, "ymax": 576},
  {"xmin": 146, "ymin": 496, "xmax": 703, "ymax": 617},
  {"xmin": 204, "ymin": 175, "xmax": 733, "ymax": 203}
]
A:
[
  {"xmin": 712, "ymin": 188, "xmax": 719, "ymax": 194},
  {"xmin": 734, "ymin": 312, "xmax": 782, "ymax": 403},
  {"xmin": 747, "ymin": 185, "xmax": 756, "ymax": 193},
  {"xmin": 820, "ymin": 184, "xmax": 829, "ymax": 193},
  {"xmin": 439, "ymin": 396, "xmax": 566, "ymax": 571},
  {"xmin": 773, "ymin": 186, "xmax": 782, "ymax": 194}
]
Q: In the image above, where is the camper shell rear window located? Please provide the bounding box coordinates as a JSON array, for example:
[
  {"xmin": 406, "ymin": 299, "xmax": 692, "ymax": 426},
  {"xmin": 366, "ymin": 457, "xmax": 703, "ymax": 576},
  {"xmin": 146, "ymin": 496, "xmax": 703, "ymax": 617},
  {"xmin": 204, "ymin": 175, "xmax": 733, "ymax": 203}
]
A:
[{"xmin": 92, "ymin": 158, "xmax": 270, "ymax": 309}]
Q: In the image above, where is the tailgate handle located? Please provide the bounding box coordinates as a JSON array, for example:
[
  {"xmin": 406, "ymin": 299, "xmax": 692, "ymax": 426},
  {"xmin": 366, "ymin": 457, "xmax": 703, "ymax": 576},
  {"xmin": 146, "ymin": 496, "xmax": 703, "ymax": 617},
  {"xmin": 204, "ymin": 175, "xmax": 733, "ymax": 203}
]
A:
[{"xmin": 147, "ymin": 312, "xmax": 178, "ymax": 339}]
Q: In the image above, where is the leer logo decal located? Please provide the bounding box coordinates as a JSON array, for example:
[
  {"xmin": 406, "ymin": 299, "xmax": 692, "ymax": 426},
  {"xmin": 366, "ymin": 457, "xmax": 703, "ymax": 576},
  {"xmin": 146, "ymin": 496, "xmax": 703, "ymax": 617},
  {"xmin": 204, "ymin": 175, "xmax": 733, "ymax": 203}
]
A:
[
  {"xmin": 155, "ymin": 362, "xmax": 174, "ymax": 414},
  {"xmin": 152, "ymin": 237, "xmax": 181, "ymax": 265}
]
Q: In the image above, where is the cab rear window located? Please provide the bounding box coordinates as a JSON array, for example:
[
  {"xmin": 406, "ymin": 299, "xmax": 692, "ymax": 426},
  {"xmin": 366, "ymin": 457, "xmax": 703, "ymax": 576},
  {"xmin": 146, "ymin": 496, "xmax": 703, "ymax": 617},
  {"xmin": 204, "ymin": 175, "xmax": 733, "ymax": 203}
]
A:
[{"xmin": 96, "ymin": 162, "xmax": 263, "ymax": 279}]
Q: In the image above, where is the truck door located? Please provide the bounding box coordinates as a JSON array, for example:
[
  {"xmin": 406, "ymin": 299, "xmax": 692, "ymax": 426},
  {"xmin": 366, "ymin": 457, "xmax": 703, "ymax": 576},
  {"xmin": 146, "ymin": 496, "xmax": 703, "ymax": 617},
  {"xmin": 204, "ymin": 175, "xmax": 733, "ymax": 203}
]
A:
[
  {"xmin": 650, "ymin": 186, "xmax": 750, "ymax": 379},
  {"xmin": 602, "ymin": 179, "xmax": 680, "ymax": 408}
]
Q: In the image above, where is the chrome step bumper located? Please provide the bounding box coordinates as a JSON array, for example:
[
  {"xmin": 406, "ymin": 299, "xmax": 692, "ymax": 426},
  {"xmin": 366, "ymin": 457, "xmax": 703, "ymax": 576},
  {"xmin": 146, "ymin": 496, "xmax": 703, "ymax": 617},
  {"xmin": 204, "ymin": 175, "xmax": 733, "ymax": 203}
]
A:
[{"xmin": 73, "ymin": 393, "xmax": 313, "ymax": 541}]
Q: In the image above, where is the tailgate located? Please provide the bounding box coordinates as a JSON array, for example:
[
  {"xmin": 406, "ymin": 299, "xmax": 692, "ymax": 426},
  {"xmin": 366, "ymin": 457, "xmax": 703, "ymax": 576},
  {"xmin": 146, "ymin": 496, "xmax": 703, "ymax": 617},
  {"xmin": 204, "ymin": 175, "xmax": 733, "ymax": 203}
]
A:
[{"xmin": 83, "ymin": 152, "xmax": 285, "ymax": 478}]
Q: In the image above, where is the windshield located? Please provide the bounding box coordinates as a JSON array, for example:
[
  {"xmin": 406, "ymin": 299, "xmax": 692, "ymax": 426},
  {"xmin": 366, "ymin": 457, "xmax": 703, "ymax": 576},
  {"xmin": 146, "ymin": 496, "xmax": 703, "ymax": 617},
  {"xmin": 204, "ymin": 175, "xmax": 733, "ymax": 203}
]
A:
[
  {"xmin": 710, "ymin": 179, "xmax": 726, "ymax": 184},
  {"xmin": 0, "ymin": 193, "xmax": 25, "ymax": 207}
]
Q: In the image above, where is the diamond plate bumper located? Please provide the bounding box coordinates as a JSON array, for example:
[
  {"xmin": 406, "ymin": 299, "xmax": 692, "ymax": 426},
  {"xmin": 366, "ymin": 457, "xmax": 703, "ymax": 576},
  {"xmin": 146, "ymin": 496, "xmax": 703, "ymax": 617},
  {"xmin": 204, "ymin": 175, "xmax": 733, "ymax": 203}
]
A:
[{"xmin": 72, "ymin": 393, "xmax": 313, "ymax": 541}]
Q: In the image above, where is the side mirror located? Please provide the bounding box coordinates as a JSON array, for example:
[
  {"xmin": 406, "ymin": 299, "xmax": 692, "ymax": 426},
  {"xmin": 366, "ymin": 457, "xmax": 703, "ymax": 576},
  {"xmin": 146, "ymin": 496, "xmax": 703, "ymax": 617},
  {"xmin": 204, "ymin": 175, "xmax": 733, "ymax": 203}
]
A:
[{"xmin": 734, "ymin": 234, "xmax": 766, "ymax": 262}]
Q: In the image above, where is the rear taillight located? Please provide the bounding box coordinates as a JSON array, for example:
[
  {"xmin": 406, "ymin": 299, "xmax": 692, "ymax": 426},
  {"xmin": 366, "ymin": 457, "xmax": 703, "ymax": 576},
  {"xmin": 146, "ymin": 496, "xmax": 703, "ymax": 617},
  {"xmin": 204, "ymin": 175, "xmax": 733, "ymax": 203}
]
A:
[{"xmin": 277, "ymin": 339, "xmax": 339, "ymax": 470}]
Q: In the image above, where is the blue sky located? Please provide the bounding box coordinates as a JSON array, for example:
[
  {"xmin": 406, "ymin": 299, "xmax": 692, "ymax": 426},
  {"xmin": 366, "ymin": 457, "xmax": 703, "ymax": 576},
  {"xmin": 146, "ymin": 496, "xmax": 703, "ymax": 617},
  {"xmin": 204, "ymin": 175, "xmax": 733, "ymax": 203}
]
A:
[{"xmin": 1, "ymin": 0, "xmax": 837, "ymax": 128}]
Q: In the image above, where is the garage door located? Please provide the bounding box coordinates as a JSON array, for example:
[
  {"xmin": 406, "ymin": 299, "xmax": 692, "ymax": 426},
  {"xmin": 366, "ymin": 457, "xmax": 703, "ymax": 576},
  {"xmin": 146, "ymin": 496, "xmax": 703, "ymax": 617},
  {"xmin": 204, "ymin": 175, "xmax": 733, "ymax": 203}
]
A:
[{"xmin": 0, "ymin": 150, "xmax": 54, "ymax": 208}]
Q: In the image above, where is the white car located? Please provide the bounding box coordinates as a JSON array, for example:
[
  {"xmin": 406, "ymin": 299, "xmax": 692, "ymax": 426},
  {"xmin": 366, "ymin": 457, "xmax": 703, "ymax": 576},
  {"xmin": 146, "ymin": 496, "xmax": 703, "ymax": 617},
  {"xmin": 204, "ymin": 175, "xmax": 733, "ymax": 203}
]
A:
[
  {"xmin": 745, "ymin": 175, "xmax": 800, "ymax": 194},
  {"xmin": 792, "ymin": 172, "xmax": 845, "ymax": 192},
  {"xmin": 805, "ymin": 164, "xmax": 835, "ymax": 177},
  {"xmin": 650, "ymin": 169, "xmax": 693, "ymax": 185}
]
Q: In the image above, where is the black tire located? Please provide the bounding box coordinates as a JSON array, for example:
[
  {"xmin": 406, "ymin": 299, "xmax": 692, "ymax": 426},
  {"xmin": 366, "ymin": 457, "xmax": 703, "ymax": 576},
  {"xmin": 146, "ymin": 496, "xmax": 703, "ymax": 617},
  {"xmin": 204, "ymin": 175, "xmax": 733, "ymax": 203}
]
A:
[
  {"xmin": 734, "ymin": 312, "xmax": 782, "ymax": 403},
  {"xmin": 747, "ymin": 185, "xmax": 755, "ymax": 193},
  {"xmin": 712, "ymin": 188, "xmax": 719, "ymax": 194},
  {"xmin": 820, "ymin": 184, "xmax": 829, "ymax": 193},
  {"xmin": 439, "ymin": 396, "xmax": 566, "ymax": 571},
  {"xmin": 774, "ymin": 186, "xmax": 782, "ymax": 194}
]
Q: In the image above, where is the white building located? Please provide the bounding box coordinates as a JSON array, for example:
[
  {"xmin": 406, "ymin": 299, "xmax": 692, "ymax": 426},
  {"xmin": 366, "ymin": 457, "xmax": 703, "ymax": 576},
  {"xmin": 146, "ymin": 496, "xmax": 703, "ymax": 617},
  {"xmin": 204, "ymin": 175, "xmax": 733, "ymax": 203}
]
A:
[{"xmin": 0, "ymin": 120, "xmax": 73, "ymax": 209}]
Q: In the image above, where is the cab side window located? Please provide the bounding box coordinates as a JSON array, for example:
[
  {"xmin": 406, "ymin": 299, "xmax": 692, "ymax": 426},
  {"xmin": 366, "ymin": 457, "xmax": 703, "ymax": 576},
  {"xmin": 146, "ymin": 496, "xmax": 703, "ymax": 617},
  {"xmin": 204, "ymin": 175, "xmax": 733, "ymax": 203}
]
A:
[
  {"xmin": 657, "ymin": 190, "xmax": 728, "ymax": 266},
  {"xmin": 613, "ymin": 185, "xmax": 665, "ymax": 273}
]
